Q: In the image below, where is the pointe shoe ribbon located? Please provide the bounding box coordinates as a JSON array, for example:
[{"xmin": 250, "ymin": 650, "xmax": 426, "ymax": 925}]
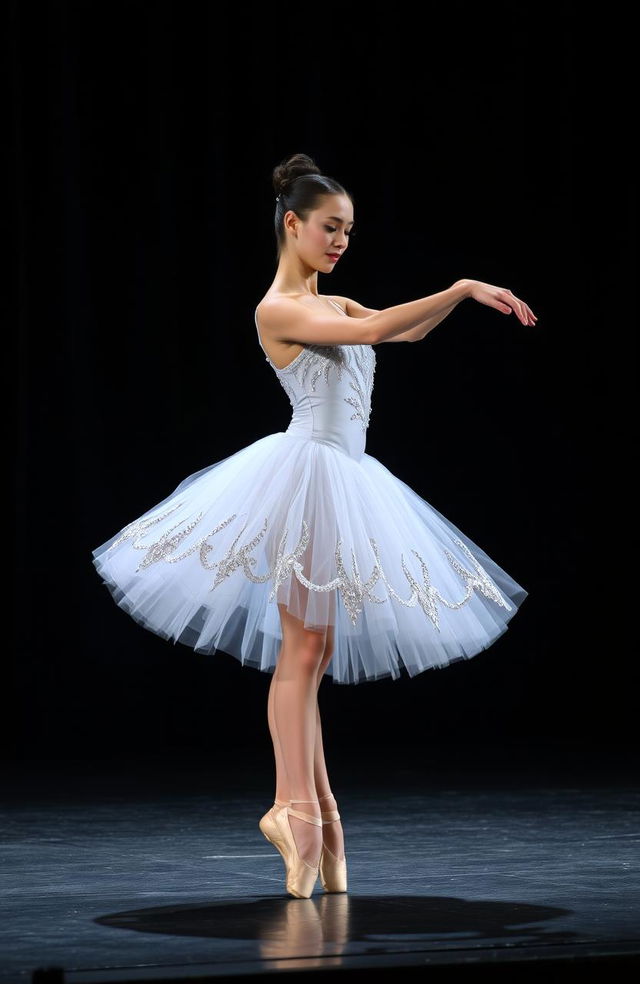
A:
[
  {"xmin": 318, "ymin": 795, "xmax": 348, "ymax": 893},
  {"xmin": 273, "ymin": 800, "xmax": 323, "ymax": 898}
]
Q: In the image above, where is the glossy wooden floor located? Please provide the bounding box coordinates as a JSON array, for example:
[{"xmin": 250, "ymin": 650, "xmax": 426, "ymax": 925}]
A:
[{"xmin": 1, "ymin": 749, "xmax": 638, "ymax": 982}]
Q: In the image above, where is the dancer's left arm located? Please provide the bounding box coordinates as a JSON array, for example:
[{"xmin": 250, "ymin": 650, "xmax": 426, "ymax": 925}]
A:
[{"xmin": 335, "ymin": 281, "xmax": 469, "ymax": 342}]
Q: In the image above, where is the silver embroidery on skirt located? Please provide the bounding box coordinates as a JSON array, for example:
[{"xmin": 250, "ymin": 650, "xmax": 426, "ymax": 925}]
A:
[{"xmin": 107, "ymin": 503, "xmax": 512, "ymax": 627}]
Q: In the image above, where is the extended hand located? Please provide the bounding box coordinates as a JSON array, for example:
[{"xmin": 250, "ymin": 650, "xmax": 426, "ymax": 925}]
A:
[{"xmin": 465, "ymin": 280, "xmax": 537, "ymax": 326}]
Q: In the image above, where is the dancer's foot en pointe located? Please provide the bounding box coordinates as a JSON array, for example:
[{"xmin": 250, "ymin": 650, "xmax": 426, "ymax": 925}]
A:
[
  {"xmin": 258, "ymin": 797, "xmax": 288, "ymax": 846},
  {"xmin": 318, "ymin": 791, "xmax": 347, "ymax": 893},
  {"xmin": 261, "ymin": 798, "xmax": 323, "ymax": 898}
]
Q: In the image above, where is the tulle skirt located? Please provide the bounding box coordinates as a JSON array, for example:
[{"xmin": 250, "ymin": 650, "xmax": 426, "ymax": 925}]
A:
[{"xmin": 91, "ymin": 431, "xmax": 529, "ymax": 685}]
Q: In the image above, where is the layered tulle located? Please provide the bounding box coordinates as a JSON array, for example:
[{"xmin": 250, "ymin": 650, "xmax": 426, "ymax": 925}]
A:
[{"xmin": 92, "ymin": 431, "xmax": 528, "ymax": 685}]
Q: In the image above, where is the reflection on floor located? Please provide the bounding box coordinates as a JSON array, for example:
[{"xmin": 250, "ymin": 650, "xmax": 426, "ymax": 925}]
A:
[{"xmin": 1, "ymin": 752, "xmax": 638, "ymax": 981}]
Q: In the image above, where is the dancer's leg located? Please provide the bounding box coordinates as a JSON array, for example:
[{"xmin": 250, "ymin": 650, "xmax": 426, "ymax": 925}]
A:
[
  {"xmin": 268, "ymin": 634, "xmax": 334, "ymax": 808},
  {"xmin": 272, "ymin": 602, "xmax": 325, "ymax": 866},
  {"xmin": 313, "ymin": 622, "xmax": 345, "ymax": 862},
  {"xmin": 267, "ymin": 643, "xmax": 288, "ymax": 803},
  {"xmin": 267, "ymin": 615, "xmax": 345, "ymax": 861}
]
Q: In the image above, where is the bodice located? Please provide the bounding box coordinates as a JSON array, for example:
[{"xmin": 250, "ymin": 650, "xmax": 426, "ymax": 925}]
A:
[{"xmin": 254, "ymin": 297, "xmax": 376, "ymax": 461}]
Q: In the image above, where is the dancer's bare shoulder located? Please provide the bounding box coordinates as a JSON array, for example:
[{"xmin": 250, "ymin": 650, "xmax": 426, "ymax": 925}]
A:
[{"xmin": 255, "ymin": 292, "xmax": 374, "ymax": 364}]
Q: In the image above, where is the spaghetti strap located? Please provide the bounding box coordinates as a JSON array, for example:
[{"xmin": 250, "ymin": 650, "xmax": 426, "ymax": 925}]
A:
[
  {"xmin": 325, "ymin": 297, "xmax": 347, "ymax": 316},
  {"xmin": 254, "ymin": 308, "xmax": 270, "ymax": 363}
]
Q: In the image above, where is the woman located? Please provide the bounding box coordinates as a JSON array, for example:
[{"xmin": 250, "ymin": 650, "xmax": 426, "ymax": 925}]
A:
[{"xmin": 92, "ymin": 152, "xmax": 535, "ymax": 899}]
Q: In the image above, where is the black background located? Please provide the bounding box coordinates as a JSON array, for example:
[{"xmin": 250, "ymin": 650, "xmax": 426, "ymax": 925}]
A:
[{"xmin": 8, "ymin": 2, "xmax": 634, "ymax": 775}]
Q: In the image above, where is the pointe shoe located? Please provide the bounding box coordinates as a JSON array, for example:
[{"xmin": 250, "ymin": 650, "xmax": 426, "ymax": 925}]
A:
[
  {"xmin": 271, "ymin": 799, "xmax": 323, "ymax": 898},
  {"xmin": 318, "ymin": 792, "xmax": 348, "ymax": 893},
  {"xmin": 258, "ymin": 797, "xmax": 288, "ymax": 846}
]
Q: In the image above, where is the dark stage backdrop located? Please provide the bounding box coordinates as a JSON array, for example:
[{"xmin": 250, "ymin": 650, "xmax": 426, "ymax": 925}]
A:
[{"xmin": 8, "ymin": 3, "xmax": 633, "ymax": 773}]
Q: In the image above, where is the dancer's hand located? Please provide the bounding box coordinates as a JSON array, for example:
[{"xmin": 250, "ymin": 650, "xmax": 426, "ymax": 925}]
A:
[{"xmin": 464, "ymin": 280, "xmax": 538, "ymax": 326}]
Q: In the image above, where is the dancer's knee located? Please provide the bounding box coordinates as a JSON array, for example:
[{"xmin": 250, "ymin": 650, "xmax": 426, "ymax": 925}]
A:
[
  {"xmin": 278, "ymin": 642, "xmax": 325, "ymax": 678},
  {"xmin": 278, "ymin": 604, "xmax": 327, "ymax": 673}
]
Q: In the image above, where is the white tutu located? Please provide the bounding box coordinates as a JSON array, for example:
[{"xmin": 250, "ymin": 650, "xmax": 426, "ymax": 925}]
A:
[{"xmin": 92, "ymin": 302, "xmax": 528, "ymax": 684}]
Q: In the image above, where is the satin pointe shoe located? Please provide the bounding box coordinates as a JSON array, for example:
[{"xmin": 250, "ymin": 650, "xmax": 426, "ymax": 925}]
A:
[
  {"xmin": 271, "ymin": 799, "xmax": 323, "ymax": 898},
  {"xmin": 318, "ymin": 792, "xmax": 348, "ymax": 893},
  {"xmin": 258, "ymin": 797, "xmax": 288, "ymax": 846}
]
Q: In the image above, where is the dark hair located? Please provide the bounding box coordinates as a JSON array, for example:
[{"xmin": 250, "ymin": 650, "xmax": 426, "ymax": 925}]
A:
[{"xmin": 272, "ymin": 152, "xmax": 353, "ymax": 257}]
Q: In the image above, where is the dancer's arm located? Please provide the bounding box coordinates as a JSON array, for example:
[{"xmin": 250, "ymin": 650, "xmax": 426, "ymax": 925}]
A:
[
  {"xmin": 358, "ymin": 281, "xmax": 471, "ymax": 343},
  {"xmin": 342, "ymin": 279, "xmax": 536, "ymax": 342},
  {"xmin": 336, "ymin": 281, "xmax": 468, "ymax": 342},
  {"xmin": 262, "ymin": 281, "xmax": 536, "ymax": 349}
]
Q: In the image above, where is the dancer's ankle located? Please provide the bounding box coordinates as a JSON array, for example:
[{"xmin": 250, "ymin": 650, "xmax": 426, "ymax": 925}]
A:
[
  {"xmin": 318, "ymin": 791, "xmax": 336, "ymax": 803},
  {"xmin": 290, "ymin": 798, "xmax": 321, "ymax": 811}
]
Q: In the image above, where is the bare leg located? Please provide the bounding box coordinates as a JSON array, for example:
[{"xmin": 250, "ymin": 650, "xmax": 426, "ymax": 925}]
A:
[
  {"xmin": 267, "ymin": 645, "xmax": 288, "ymax": 803},
  {"xmin": 271, "ymin": 602, "xmax": 325, "ymax": 866},
  {"xmin": 313, "ymin": 623, "xmax": 345, "ymax": 862},
  {"xmin": 267, "ymin": 618, "xmax": 344, "ymax": 862}
]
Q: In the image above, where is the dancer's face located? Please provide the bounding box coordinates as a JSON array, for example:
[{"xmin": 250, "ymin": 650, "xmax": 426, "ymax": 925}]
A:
[{"xmin": 288, "ymin": 194, "xmax": 354, "ymax": 272}]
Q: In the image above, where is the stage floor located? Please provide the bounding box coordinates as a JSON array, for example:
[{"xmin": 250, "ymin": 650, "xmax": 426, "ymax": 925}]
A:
[{"xmin": 1, "ymin": 752, "xmax": 638, "ymax": 981}]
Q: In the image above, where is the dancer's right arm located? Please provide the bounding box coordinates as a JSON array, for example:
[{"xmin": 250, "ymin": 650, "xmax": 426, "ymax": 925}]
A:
[
  {"xmin": 263, "ymin": 280, "xmax": 536, "ymax": 348},
  {"xmin": 262, "ymin": 282, "xmax": 473, "ymax": 348},
  {"xmin": 365, "ymin": 280, "xmax": 535, "ymax": 340},
  {"xmin": 365, "ymin": 282, "xmax": 473, "ymax": 342}
]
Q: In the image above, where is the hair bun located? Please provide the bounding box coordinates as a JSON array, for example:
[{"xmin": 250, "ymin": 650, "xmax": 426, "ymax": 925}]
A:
[{"xmin": 273, "ymin": 152, "xmax": 321, "ymax": 199}]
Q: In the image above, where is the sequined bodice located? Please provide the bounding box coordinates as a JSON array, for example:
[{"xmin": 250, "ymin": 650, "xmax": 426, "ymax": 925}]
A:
[{"xmin": 254, "ymin": 298, "xmax": 376, "ymax": 461}]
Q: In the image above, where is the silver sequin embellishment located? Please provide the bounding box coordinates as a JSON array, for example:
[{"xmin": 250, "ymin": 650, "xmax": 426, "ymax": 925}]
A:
[
  {"xmin": 107, "ymin": 500, "xmax": 241, "ymax": 573},
  {"xmin": 278, "ymin": 343, "xmax": 375, "ymax": 432},
  {"xmin": 109, "ymin": 507, "xmax": 512, "ymax": 627},
  {"xmin": 345, "ymin": 344, "xmax": 375, "ymax": 430}
]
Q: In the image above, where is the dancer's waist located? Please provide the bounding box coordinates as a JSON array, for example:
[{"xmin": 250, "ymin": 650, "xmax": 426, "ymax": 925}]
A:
[{"xmin": 283, "ymin": 424, "xmax": 364, "ymax": 462}]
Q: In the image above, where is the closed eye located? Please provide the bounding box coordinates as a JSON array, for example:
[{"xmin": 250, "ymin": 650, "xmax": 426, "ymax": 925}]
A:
[{"xmin": 325, "ymin": 225, "xmax": 356, "ymax": 238}]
